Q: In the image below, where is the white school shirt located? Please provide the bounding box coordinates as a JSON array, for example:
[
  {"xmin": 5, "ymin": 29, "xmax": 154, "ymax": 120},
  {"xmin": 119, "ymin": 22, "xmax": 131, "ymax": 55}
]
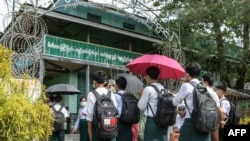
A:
[
  {"xmin": 74, "ymin": 106, "xmax": 87, "ymax": 129},
  {"xmin": 174, "ymin": 115, "xmax": 185, "ymax": 129},
  {"xmin": 207, "ymin": 86, "xmax": 220, "ymax": 107},
  {"xmin": 115, "ymin": 90, "xmax": 126, "ymax": 117},
  {"xmin": 86, "ymin": 87, "xmax": 118, "ymax": 121},
  {"xmin": 172, "ymin": 79, "xmax": 199, "ymax": 118},
  {"xmin": 138, "ymin": 83, "xmax": 164, "ymax": 117},
  {"xmin": 53, "ymin": 103, "xmax": 70, "ymax": 118},
  {"xmin": 219, "ymin": 97, "xmax": 231, "ymax": 118}
]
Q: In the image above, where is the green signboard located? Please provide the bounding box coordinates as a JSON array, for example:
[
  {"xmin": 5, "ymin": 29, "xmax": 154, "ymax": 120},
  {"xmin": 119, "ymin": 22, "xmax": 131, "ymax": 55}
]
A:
[{"xmin": 44, "ymin": 35, "xmax": 141, "ymax": 67}]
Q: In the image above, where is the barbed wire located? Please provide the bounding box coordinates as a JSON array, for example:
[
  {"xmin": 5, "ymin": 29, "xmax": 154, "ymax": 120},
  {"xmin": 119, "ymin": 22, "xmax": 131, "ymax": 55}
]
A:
[{"xmin": 2, "ymin": 9, "xmax": 47, "ymax": 79}]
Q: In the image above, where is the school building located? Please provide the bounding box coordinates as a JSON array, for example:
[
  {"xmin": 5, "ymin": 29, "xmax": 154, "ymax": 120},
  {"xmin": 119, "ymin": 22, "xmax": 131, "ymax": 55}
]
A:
[{"xmin": 29, "ymin": 0, "xmax": 162, "ymax": 114}]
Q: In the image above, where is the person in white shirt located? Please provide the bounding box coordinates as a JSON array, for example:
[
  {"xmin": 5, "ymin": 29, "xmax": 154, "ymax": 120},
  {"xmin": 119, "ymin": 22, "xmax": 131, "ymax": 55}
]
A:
[
  {"xmin": 173, "ymin": 105, "xmax": 186, "ymax": 132},
  {"xmin": 201, "ymin": 75, "xmax": 224, "ymax": 141},
  {"xmin": 50, "ymin": 95, "xmax": 69, "ymax": 141},
  {"xmin": 215, "ymin": 84, "xmax": 230, "ymax": 141},
  {"xmin": 86, "ymin": 70, "xmax": 117, "ymax": 141},
  {"xmin": 73, "ymin": 96, "xmax": 88, "ymax": 141},
  {"xmin": 137, "ymin": 66, "xmax": 168, "ymax": 141},
  {"xmin": 172, "ymin": 62, "xmax": 214, "ymax": 141}
]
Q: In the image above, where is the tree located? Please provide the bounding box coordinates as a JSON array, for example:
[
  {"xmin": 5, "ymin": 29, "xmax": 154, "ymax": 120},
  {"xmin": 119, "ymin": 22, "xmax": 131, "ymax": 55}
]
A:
[
  {"xmin": 154, "ymin": 0, "xmax": 250, "ymax": 88},
  {"xmin": 0, "ymin": 44, "xmax": 53, "ymax": 141}
]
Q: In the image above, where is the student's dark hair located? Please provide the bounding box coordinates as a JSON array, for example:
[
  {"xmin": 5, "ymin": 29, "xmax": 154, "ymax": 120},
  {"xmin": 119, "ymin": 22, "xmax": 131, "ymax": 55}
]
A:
[
  {"xmin": 93, "ymin": 70, "xmax": 107, "ymax": 84},
  {"xmin": 115, "ymin": 76, "xmax": 127, "ymax": 90},
  {"xmin": 146, "ymin": 66, "xmax": 160, "ymax": 80},
  {"xmin": 202, "ymin": 75, "xmax": 214, "ymax": 86},
  {"xmin": 49, "ymin": 95, "xmax": 55, "ymax": 102},
  {"xmin": 54, "ymin": 95, "xmax": 62, "ymax": 103},
  {"xmin": 80, "ymin": 96, "xmax": 86, "ymax": 102},
  {"xmin": 215, "ymin": 84, "xmax": 227, "ymax": 92},
  {"xmin": 185, "ymin": 62, "xmax": 201, "ymax": 78}
]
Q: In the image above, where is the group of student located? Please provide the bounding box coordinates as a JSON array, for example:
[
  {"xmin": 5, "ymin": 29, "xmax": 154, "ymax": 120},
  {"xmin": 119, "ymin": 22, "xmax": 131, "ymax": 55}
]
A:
[
  {"xmin": 49, "ymin": 61, "xmax": 231, "ymax": 141},
  {"xmin": 171, "ymin": 69, "xmax": 231, "ymax": 141}
]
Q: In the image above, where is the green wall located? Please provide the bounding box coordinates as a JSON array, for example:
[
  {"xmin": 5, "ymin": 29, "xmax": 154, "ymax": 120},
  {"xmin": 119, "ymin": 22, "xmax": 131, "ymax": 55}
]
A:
[{"xmin": 45, "ymin": 72, "xmax": 78, "ymax": 113}]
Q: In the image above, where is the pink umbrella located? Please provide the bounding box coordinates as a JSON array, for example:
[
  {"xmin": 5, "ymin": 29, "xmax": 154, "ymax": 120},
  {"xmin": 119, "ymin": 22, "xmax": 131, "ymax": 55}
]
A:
[{"xmin": 126, "ymin": 54, "xmax": 185, "ymax": 80}]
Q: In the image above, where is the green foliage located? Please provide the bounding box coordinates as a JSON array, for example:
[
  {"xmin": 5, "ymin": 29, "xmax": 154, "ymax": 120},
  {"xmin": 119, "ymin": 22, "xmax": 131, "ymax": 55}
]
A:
[
  {"xmin": 0, "ymin": 44, "xmax": 53, "ymax": 141},
  {"xmin": 154, "ymin": 0, "xmax": 250, "ymax": 87},
  {"xmin": 239, "ymin": 116, "xmax": 250, "ymax": 125}
]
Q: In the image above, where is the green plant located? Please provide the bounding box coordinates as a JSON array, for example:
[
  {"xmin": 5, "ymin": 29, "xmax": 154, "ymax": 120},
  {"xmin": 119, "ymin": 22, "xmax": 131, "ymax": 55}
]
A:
[
  {"xmin": 0, "ymin": 44, "xmax": 53, "ymax": 141},
  {"xmin": 239, "ymin": 116, "xmax": 250, "ymax": 125}
]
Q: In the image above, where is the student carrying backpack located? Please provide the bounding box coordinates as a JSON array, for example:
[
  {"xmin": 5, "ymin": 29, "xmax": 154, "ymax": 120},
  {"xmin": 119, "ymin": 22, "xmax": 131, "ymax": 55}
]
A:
[
  {"xmin": 186, "ymin": 82, "xmax": 219, "ymax": 133},
  {"xmin": 148, "ymin": 85, "xmax": 177, "ymax": 128},
  {"xmin": 92, "ymin": 90, "xmax": 118, "ymax": 139},
  {"xmin": 116, "ymin": 92, "xmax": 140, "ymax": 124},
  {"xmin": 220, "ymin": 98, "xmax": 240, "ymax": 125},
  {"xmin": 52, "ymin": 106, "xmax": 65, "ymax": 132}
]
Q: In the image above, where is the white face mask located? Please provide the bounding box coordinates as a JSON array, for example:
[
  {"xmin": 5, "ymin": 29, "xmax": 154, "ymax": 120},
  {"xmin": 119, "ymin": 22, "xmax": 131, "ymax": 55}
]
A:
[
  {"xmin": 48, "ymin": 102, "xmax": 54, "ymax": 106},
  {"xmin": 81, "ymin": 102, "xmax": 87, "ymax": 107}
]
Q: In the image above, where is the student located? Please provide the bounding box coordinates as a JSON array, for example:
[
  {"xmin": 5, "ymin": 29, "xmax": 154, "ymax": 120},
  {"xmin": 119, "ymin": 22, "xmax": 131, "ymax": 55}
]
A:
[
  {"xmin": 73, "ymin": 97, "xmax": 89, "ymax": 141},
  {"xmin": 65, "ymin": 106, "xmax": 71, "ymax": 134},
  {"xmin": 215, "ymin": 84, "xmax": 229, "ymax": 141},
  {"xmin": 137, "ymin": 66, "xmax": 168, "ymax": 141},
  {"xmin": 173, "ymin": 105, "xmax": 186, "ymax": 133},
  {"xmin": 114, "ymin": 76, "xmax": 133, "ymax": 141},
  {"xmin": 172, "ymin": 62, "xmax": 218, "ymax": 141},
  {"xmin": 169, "ymin": 105, "xmax": 185, "ymax": 141},
  {"xmin": 108, "ymin": 79, "xmax": 116, "ymax": 93},
  {"xmin": 50, "ymin": 95, "xmax": 69, "ymax": 141},
  {"xmin": 201, "ymin": 75, "xmax": 224, "ymax": 141},
  {"xmin": 48, "ymin": 95, "xmax": 55, "ymax": 107},
  {"xmin": 86, "ymin": 70, "xmax": 117, "ymax": 141}
]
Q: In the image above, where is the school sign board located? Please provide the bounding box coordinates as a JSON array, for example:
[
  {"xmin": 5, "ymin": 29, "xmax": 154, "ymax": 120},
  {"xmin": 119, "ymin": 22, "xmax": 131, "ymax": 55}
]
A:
[{"xmin": 44, "ymin": 35, "xmax": 141, "ymax": 67}]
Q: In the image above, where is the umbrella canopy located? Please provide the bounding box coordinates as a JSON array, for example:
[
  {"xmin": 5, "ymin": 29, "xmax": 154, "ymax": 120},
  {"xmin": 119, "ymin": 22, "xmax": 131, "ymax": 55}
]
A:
[
  {"xmin": 46, "ymin": 83, "xmax": 81, "ymax": 95},
  {"xmin": 126, "ymin": 54, "xmax": 185, "ymax": 80},
  {"xmin": 115, "ymin": 73, "xmax": 143, "ymax": 94}
]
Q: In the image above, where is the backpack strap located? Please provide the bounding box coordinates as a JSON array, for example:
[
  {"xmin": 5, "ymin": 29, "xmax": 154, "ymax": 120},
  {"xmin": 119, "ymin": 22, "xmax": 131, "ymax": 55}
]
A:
[
  {"xmin": 52, "ymin": 105, "xmax": 63, "ymax": 112},
  {"xmin": 92, "ymin": 90, "xmax": 112, "ymax": 100},
  {"xmin": 150, "ymin": 84, "xmax": 160, "ymax": 94},
  {"xmin": 147, "ymin": 85, "xmax": 159, "ymax": 117},
  {"xmin": 92, "ymin": 90, "xmax": 101, "ymax": 100},
  {"xmin": 52, "ymin": 106, "xmax": 56, "ymax": 112},
  {"xmin": 58, "ymin": 106, "xmax": 64, "ymax": 112},
  {"xmin": 115, "ymin": 92, "xmax": 123, "ymax": 97},
  {"xmin": 184, "ymin": 82, "xmax": 196, "ymax": 118}
]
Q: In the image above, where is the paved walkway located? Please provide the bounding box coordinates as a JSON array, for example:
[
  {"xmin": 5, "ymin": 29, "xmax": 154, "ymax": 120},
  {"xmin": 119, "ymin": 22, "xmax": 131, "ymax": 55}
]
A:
[{"xmin": 65, "ymin": 126, "xmax": 173, "ymax": 141}]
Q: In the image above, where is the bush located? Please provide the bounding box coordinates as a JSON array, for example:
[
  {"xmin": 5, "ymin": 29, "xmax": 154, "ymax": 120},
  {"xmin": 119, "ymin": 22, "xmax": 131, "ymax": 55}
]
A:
[
  {"xmin": 239, "ymin": 116, "xmax": 250, "ymax": 125},
  {"xmin": 0, "ymin": 45, "xmax": 53, "ymax": 141}
]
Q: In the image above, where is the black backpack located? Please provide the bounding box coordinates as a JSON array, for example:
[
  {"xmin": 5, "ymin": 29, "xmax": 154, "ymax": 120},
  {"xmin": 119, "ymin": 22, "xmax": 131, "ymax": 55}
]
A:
[
  {"xmin": 220, "ymin": 98, "xmax": 240, "ymax": 125},
  {"xmin": 116, "ymin": 92, "xmax": 140, "ymax": 124},
  {"xmin": 92, "ymin": 90, "xmax": 118, "ymax": 139},
  {"xmin": 52, "ymin": 106, "xmax": 65, "ymax": 132},
  {"xmin": 148, "ymin": 85, "xmax": 177, "ymax": 128},
  {"xmin": 186, "ymin": 82, "xmax": 219, "ymax": 133}
]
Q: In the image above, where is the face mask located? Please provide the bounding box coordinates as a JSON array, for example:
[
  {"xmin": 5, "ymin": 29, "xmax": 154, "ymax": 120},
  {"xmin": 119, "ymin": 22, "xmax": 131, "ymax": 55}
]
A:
[
  {"xmin": 48, "ymin": 102, "xmax": 54, "ymax": 106},
  {"xmin": 81, "ymin": 102, "xmax": 87, "ymax": 107}
]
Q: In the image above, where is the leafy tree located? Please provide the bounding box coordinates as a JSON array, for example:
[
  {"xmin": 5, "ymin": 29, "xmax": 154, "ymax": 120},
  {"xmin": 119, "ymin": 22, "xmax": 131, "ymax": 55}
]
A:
[
  {"xmin": 154, "ymin": 0, "xmax": 250, "ymax": 88},
  {"xmin": 0, "ymin": 44, "xmax": 53, "ymax": 141}
]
